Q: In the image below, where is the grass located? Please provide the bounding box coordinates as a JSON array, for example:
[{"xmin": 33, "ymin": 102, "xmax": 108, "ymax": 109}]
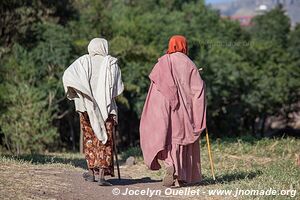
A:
[
  {"xmin": 197, "ymin": 136, "xmax": 300, "ymax": 200},
  {"xmin": 0, "ymin": 136, "xmax": 299, "ymax": 199}
]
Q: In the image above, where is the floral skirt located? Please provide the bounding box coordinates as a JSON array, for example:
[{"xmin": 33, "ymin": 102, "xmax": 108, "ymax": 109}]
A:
[{"xmin": 80, "ymin": 112, "xmax": 115, "ymax": 176}]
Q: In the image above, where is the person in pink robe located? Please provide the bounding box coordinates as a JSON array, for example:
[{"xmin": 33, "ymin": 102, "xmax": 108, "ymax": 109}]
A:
[{"xmin": 140, "ymin": 35, "xmax": 206, "ymax": 187}]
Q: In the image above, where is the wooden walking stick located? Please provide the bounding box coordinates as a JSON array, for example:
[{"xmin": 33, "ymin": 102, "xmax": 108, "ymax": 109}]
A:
[
  {"xmin": 205, "ymin": 128, "xmax": 216, "ymax": 181},
  {"xmin": 112, "ymin": 125, "xmax": 121, "ymax": 180},
  {"xmin": 198, "ymin": 67, "xmax": 215, "ymax": 180}
]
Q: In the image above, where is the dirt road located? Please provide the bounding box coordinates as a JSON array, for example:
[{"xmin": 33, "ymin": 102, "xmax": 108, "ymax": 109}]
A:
[{"xmin": 1, "ymin": 157, "xmax": 206, "ymax": 200}]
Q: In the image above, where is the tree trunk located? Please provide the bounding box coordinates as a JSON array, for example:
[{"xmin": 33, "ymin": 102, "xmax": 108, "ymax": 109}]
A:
[
  {"xmin": 260, "ymin": 115, "xmax": 267, "ymax": 138},
  {"xmin": 251, "ymin": 118, "xmax": 256, "ymax": 137},
  {"xmin": 67, "ymin": 115, "xmax": 76, "ymax": 152}
]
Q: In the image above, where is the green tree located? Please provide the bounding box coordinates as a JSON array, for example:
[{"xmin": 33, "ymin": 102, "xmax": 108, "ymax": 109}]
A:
[
  {"xmin": 0, "ymin": 45, "xmax": 57, "ymax": 154},
  {"xmin": 0, "ymin": 0, "xmax": 77, "ymax": 50},
  {"xmin": 243, "ymin": 6, "xmax": 299, "ymax": 136},
  {"xmin": 251, "ymin": 5, "xmax": 290, "ymax": 47}
]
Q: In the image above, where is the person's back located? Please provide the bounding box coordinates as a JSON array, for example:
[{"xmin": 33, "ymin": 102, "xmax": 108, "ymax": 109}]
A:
[
  {"xmin": 169, "ymin": 52, "xmax": 206, "ymax": 144},
  {"xmin": 140, "ymin": 35, "xmax": 206, "ymax": 187},
  {"xmin": 90, "ymin": 55, "xmax": 104, "ymax": 96},
  {"xmin": 63, "ymin": 38, "xmax": 124, "ymax": 186}
]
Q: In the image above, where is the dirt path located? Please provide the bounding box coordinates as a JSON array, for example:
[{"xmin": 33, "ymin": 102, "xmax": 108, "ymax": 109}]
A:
[
  {"xmin": 1, "ymin": 156, "xmax": 213, "ymax": 200},
  {"xmin": 55, "ymin": 162, "xmax": 224, "ymax": 200},
  {"xmin": 55, "ymin": 165, "xmax": 205, "ymax": 200},
  {"xmin": 59, "ymin": 170, "xmax": 167, "ymax": 200}
]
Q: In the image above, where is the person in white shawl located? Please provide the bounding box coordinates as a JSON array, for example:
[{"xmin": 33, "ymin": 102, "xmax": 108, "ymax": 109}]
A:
[{"xmin": 62, "ymin": 38, "xmax": 124, "ymax": 186}]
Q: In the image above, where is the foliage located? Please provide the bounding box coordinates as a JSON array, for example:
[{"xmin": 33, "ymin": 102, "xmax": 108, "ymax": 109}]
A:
[
  {"xmin": 251, "ymin": 5, "xmax": 290, "ymax": 47},
  {"xmin": 0, "ymin": 45, "xmax": 57, "ymax": 154},
  {"xmin": 0, "ymin": 0, "xmax": 77, "ymax": 51},
  {"xmin": 0, "ymin": 0, "xmax": 299, "ymax": 152}
]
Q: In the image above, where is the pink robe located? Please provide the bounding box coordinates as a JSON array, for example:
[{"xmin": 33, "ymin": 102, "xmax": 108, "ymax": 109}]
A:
[{"xmin": 140, "ymin": 52, "xmax": 206, "ymax": 183}]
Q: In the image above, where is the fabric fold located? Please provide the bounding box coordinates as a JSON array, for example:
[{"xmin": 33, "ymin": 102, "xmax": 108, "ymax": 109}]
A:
[
  {"xmin": 62, "ymin": 54, "xmax": 123, "ymax": 144},
  {"xmin": 140, "ymin": 52, "xmax": 206, "ymax": 170},
  {"xmin": 149, "ymin": 54, "xmax": 179, "ymax": 111}
]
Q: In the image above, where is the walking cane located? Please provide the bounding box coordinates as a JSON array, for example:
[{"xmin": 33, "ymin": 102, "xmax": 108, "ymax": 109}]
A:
[
  {"xmin": 112, "ymin": 125, "xmax": 121, "ymax": 180},
  {"xmin": 198, "ymin": 67, "xmax": 216, "ymax": 180},
  {"xmin": 205, "ymin": 128, "xmax": 216, "ymax": 181}
]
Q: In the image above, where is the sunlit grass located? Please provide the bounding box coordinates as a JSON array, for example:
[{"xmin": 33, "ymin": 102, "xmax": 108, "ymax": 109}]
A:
[{"xmin": 197, "ymin": 136, "xmax": 300, "ymax": 200}]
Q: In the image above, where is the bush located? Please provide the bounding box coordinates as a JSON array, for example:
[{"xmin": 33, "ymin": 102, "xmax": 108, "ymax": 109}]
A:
[{"xmin": 0, "ymin": 45, "xmax": 57, "ymax": 154}]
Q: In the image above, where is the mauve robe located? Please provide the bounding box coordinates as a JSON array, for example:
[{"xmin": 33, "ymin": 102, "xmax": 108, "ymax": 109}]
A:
[{"xmin": 140, "ymin": 52, "xmax": 206, "ymax": 183}]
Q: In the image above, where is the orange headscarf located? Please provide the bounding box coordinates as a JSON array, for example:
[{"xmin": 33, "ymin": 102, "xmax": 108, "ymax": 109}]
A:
[{"xmin": 167, "ymin": 35, "xmax": 188, "ymax": 55}]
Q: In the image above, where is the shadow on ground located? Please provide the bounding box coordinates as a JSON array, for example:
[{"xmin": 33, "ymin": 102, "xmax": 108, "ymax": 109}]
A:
[
  {"xmin": 106, "ymin": 170, "xmax": 262, "ymax": 187},
  {"xmin": 183, "ymin": 170, "xmax": 263, "ymax": 187},
  {"xmin": 2, "ymin": 154, "xmax": 88, "ymax": 169},
  {"xmin": 107, "ymin": 177, "xmax": 161, "ymax": 185}
]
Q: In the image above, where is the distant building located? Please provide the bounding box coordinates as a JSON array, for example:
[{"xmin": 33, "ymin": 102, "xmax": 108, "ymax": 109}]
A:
[
  {"xmin": 256, "ymin": 4, "xmax": 268, "ymax": 14},
  {"xmin": 218, "ymin": 0, "xmax": 298, "ymax": 27},
  {"xmin": 255, "ymin": 0, "xmax": 271, "ymax": 14}
]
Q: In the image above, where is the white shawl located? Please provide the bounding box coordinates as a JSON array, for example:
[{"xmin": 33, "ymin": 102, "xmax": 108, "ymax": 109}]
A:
[{"xmin": 62, "ymin": 38, "xmax": 124, "ymax": 144}]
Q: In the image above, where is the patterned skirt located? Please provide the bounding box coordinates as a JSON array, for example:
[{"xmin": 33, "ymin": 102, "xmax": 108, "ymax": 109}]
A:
[{"xmin": 80, "ymin": 112, "xmax": 115, "ymax": 176}]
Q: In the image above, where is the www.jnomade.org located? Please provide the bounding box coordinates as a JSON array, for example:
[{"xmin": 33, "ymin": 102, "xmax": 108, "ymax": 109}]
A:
[{"xmin": 112, "ymin": 187, "xmax": 297, "ymax": 198}]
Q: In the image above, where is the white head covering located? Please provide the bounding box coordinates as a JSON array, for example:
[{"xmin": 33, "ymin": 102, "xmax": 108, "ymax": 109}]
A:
[{"xmin": 87, "ymin": 38, "xmax": 109, "ymax": 56}]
